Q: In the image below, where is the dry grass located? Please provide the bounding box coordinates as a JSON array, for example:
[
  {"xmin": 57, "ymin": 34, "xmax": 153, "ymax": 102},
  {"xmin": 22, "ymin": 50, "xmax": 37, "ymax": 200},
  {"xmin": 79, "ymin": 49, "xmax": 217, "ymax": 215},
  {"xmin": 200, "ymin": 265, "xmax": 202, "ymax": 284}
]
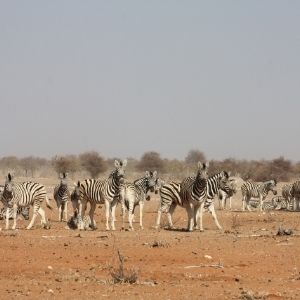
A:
[{"xmin": 109, "ymin": 250, "xmax": 138, "ymax": 284}]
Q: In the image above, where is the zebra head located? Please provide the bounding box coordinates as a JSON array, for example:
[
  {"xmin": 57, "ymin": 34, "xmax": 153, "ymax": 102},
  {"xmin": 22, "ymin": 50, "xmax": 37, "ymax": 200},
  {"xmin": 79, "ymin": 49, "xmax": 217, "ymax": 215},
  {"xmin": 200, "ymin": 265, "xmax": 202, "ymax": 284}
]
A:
[
  {"xmin": 219, "ymin": 171, "xmax": 230, "ymax": 189},
  {"xmin": 3, "ymin": 173, "xmax": 14, "ymax": 200},
  {"xmin": 196, "ymin": 161, "xmax": 209, "ymax": 180},
  {"xmin": 144, "ymin": 171, "xmax": 158, "ymax": 194},
  {"xmin": 154, "ymin": 178, "xmax": 165, "ymax": 194},
  {"xmin": 59, "ymin": 172, "xmax": 68, "ymax": 188},
  {"xmin": 266, "ymin": 179, "xmax": 277, "ymax": 195},
  {"xmin": 113, "ymin": 159, "xmax": 127, "ymax": 184},
  {"xmin": 71, "ymin": 181, "xmax": 81, "ymax": 214}
]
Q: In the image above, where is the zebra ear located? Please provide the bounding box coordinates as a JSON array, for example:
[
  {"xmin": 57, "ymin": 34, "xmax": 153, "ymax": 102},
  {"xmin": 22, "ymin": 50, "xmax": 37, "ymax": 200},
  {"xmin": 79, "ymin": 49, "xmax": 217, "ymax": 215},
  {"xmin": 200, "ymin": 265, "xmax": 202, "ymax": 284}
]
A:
[
  {"xmin": 7, "ymin": 173, "xmax": 12, "ymax": 182},
  {"xmin": 152, "ymin": 171, "xmax": 157, "ymax": 178},
  {"xmin": 197, "ymin": 161, "xmax": 203, "ymax": 169},
  {"xmin": 202, "ymin": 161, "xmax": 209, "ymax": 169},
  {"xmin": 77, "ymin": 181, "xmax": 80, "ymax": 187},
  {"xmin": 122, "ymin": 159, "xmax": 127, "ymax": 168},
  {"xmin": 145, "ymin": 171, "xmax": 150, "ymax": 178},
  {"xmin": 114, "ymin": 160, "xmax": 120, "ymax": 168},
  {"xmin": 227, "ymin": 171, "xmax": 231, "ymax": 177}
]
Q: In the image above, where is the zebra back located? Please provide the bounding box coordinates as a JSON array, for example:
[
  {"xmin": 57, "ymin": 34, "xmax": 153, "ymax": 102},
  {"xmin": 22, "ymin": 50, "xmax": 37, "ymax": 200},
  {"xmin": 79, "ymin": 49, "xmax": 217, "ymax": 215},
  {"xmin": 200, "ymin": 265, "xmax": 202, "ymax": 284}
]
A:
[{"xmin": 241, "ymin": 180, "xmax": 277, "ymax": 199}]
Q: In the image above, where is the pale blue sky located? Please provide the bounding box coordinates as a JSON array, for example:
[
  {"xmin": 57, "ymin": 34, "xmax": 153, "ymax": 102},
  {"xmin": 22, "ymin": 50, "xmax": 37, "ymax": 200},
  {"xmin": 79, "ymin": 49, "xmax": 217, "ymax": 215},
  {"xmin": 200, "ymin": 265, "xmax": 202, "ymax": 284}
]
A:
[{"xmin": 0, "ymin": 1, "xmax": 299, "ymax": 161}]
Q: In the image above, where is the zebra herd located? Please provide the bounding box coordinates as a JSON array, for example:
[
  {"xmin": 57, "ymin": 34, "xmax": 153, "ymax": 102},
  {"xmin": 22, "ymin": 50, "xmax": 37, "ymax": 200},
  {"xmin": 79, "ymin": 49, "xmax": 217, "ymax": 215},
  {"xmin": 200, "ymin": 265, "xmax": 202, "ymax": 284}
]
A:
[{"xmin": 1, "ymin": 159, "xmax": 300, "ymax": 231}]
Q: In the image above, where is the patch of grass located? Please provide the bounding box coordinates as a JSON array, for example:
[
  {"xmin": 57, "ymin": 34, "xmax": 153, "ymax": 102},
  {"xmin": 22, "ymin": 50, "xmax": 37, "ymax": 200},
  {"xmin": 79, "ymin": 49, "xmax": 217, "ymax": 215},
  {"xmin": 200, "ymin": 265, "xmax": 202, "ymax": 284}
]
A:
[{"xmin": 110, "ymin": 250, "xmax": 138, "ymax": 284}]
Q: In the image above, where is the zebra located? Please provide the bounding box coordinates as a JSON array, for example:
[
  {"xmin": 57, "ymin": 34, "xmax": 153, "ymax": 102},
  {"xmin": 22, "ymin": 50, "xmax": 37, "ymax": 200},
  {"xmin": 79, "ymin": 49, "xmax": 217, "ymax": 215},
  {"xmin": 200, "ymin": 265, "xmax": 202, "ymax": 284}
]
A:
[
  {"xmin": 291, "ymin": 180, "xmax": 300, "ymax": 211},
  {"xmin": 1, "ymin": 173, "xmax": 52, "ymax": 230},
  {"xmin": 78, "ymin": 159, "xmax": 127, "ymax": 231},
  {"xmin": 271, "ymin": 196, "xmax": 292, "ymax": 211},
  {"xmin": 66, "ymin": 181, "xmax": 94, "ymax": 230},
  {"xmin": 53, "ymin": 172, "xmax": 70, "ymax": 222},
  {"xmin": 282, "ymin": 183, "xmax": 294, "ymax": 211},
  {"xmin": 0, "ymin": 206, "xmax": 30, "ymax": 220},
  {"xmin": 218, "ymin": 178, "xmax": 237, "ymax": 210},
  {"xmin": 155, "ymin": 169, "xmax": 228, "ymax": 231},
  {"xmin": 120, "ymin": 171, "xmax": 157, "ymax": 230},
  {"xmin": 155, "ymin": 162, "xmax": 209, "ymax": 232},
  {"xmin": 241, "ymin": 180, "xmax": 277, "ymax": 212}
]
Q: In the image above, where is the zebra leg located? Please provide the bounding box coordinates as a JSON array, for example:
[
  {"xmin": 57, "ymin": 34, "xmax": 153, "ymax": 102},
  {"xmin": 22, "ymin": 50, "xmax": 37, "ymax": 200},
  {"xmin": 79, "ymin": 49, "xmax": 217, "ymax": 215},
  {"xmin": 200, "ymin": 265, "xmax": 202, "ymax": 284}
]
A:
[
  {"xmin": 12, "ymin": 204, "xmax": 18, "ymax": 230},
  {"xmin": 139, "ymin": 202, "xmax": 144, "ymax": 230},
  {"xmin": 104, "ymin": 200, "xmax": 111, "ymax": 230},
  {"xmin": 78, "ymin": 201, "xmax": 87, "ymax": 230},
  {"xmin": 64, "ymin": 201, "xmax": 68, "ymax": 222},
  {"xmin": 110, "ymin": 198, "xmax": 118, "ymax": 231},
  {"xmin": 198, "ymin": 202, "xmax": 205, "ymax": 232},
  {"xmin": 242, "ymin": 196, "xmax": 246, "ymax": 211},
  {"xmin": 167, "ymin": 202, "xmax": 177, "ymax": 229},
  {"xmin": 229, "ymin": 197, "xmax": 232, "ymax": 210},
  {"xmin": 38, "ymin": 207, "xmax": 48, "ymax": 228},
  {"xmin": 5, "ymin": 206, "xmax": 10, "ymax": 230},
  {"xmin": 89, "ymin": 202, "xmax": 97, "ymax": 230},
  {"xmin": 208, "ymin": 204, "xmax": 222, "ymax": 230},
  {"xmin": 194, "ymin": 204, "xmax": 200, "ymax": 230},
  {"xmin": 58, "ymin": 204, "xmax": 62, "ymax": 222},
  {"xmin": 186, "ymin": 203, "xmax": 194, "ymax": 232},
  {"xmin": 245, "ymin": 197, "xmax": 252, "ymax": 211},
  {"xmin": 259, "ymin": 196, "xmax": 263, "ymax": 212},
  {"xmin": 26, "ymin": 205, "xmax": 39, "ymax": 230}
]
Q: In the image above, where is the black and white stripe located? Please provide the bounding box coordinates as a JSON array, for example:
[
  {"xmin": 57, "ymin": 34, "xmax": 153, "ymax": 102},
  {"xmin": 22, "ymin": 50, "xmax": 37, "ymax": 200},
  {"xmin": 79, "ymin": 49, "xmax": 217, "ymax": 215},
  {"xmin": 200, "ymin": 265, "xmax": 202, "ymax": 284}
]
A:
[
  {"xmin": 155, "ymin": 170, "xmax": 229, "ymax": 231},
  {"xmin": 218, "ymin": 179, "xmax": 237, "ymax": 210},
  {"xmin": 241, "ymin": 180, "xmax": 277, "ymax": 211},
  {"xmin": 53, "ymin": 173, "xmax": 70, "ymax": 222},
  {"xmin": 291, "ymin": 180, "xmax": 300, "ymax": 211},
  {"xmin": 0, "ymin": 206, "xmax": 30, "ymax": 220},
  {"xmin": 120, "ymin": 171, "xmax": 157, "ymax": 230},
  {"xmin": 78, "ymin": 159, "xmax": 127, "ymax": 231},
  {"xmin": 1, "ymin": 173, "xmax": 52, "ymax": 230},
  {"xmin": 282, "ymin": 183, "xmax": 295, "ymax": 211}
]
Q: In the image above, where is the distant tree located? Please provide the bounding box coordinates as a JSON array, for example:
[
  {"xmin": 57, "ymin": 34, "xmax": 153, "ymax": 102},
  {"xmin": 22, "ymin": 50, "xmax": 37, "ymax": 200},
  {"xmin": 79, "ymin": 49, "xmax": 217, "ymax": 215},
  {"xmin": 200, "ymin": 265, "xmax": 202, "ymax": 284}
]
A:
[
  {"xmin": 20, "ymin": 156, "xmax": 47, "ymax": 177},
  {"xmin": 79, "ymin": 151, "xmax": 107, "ymax": 178},
  {"xmin": 52, "ymin": 155, "xmax": 80, "ymax": 175},
  {"xmin": 136, "ymin": 151, "xmax": 165, "ymax": 173},
  {"xmin": 185, "ymin": 149, "xmax": 206, "ymax": 165}
]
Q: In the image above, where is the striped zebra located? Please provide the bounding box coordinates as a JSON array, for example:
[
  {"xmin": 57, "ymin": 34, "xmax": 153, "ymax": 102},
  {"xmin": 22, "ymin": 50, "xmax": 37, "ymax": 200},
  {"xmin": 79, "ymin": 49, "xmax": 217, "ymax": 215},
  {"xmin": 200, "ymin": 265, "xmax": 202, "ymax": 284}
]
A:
[
  {"xmin": 1, "ymin": 173, "xmax": 52, "ymax": 230},
  {"xmin": 78, "ymin": 159, "xmax": 127, "ymax": 231},
  {"xmin": 179, "ymin": 162, "xmax": 210, "ymax": 232},
  {"xmin": 241, "ymin": 180, "xmax": 277, "ymax": 212},
  {"xmin": 291, "ymin": 180, "xmax": 300, "ymax": 211},
  {"xmin": 155, "ymin": 169, "xmax": 229, "ymax": 231},
  {"xmin": 53, "ymin": 173, "xmax": 70, "ymax": 222},
  {"xmin": 218, "ymin": 178, "xmax": 237, "ymax": 210},
  {"xmin": 0, "ymin": 206, "xmax": 30, "ymax": 220},
  {"xmin": 271, "ymin": 196, "xmax": 292, "ymax": 210},
  {"xmin": 120, "ymin": 171, "xmax": 157, "ymax": 230},
  {"xmin": 282, "ymin": 183, "xmax": 294, "ymax": 211}
]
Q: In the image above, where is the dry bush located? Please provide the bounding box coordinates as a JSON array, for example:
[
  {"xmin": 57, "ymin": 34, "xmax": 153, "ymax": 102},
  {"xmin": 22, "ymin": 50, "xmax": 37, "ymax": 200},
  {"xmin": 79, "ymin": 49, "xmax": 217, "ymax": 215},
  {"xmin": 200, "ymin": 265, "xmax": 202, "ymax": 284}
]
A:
[
  {"xmin": 150, "ymin": 240, "xmax": 170, "ymax": 248},
  {"xmin": 231, "ymin": 214, "xmax": 241, "ymax": 230},
  {"xmin": 185, "ymin": 149, "xmax": 206, "ymax": 165},
  {"xmin": 79, "ymin": 151, "xmax": 107, "ymax": 178},
  {"xmin": 52, "ymin": 155, "xmax": 80, "ymax": 175},
  {"xmin": 136, "ymin": 151, "xmax": 165, "ymax": 173},
  {"xmin": 110, "ymin": 250, "xmax": 138, "ymax": 284}
]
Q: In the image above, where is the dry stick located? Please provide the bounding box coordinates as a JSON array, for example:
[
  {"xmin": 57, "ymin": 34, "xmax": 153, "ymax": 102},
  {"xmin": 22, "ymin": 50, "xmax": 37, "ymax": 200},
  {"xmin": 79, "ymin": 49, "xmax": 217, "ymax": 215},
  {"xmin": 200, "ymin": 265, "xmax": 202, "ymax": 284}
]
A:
[{"xmin": 184, "ymin": 263, "xmax": 224, "ymax": 269}]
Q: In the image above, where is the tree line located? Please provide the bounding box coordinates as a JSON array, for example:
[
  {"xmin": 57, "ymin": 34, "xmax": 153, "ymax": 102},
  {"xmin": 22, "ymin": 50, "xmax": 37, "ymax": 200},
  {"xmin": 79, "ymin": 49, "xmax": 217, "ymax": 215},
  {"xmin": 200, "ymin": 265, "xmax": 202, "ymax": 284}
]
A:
[{"xmin": 0, "ymin": 150, "xmax": 298, "ymax": 182}]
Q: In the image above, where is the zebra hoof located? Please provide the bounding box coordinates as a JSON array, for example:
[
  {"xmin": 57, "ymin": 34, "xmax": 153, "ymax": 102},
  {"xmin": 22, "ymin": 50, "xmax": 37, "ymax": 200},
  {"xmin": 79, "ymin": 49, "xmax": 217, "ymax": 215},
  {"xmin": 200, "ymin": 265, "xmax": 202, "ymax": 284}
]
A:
[
  {"xmin": 199, "ymin": 229, "xmax": 204, "ymax": 232},
  {"xmin": 26, "ymin": 226, "xmax": 32, "ymax": 230}
]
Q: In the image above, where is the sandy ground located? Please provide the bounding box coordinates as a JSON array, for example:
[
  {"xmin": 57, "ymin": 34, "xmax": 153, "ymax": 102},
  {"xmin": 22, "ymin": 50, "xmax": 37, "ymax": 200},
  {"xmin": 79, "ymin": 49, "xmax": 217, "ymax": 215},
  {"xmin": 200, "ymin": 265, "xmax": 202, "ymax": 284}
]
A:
[{"xmin": 0, "ymin": 183, "xmax": 300, "ymax": 300}]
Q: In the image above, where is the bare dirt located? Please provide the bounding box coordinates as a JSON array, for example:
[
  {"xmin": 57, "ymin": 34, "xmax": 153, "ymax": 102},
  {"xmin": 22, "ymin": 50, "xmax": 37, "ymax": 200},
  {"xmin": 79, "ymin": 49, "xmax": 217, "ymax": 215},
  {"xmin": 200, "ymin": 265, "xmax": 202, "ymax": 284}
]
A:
[{"xmin": 0, "ymin": 189, "xmax": 300, "ymax": 300}]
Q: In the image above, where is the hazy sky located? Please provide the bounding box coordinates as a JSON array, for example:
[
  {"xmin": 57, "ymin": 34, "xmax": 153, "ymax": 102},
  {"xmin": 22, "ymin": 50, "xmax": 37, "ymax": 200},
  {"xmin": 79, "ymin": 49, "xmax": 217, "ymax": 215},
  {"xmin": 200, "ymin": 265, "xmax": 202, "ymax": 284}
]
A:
[{"xmin": 0, "ymin": 1, "xmax": 299, "ymax": 161}]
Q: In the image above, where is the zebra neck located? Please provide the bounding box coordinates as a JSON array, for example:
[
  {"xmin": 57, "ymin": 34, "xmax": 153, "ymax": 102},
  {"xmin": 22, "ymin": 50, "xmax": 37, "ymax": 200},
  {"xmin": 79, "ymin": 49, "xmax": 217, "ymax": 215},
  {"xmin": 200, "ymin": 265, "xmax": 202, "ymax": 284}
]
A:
[
  {"xmin": 207, "ymin": 173, "xmax": 223, "ymax": 197},
  {"xmin": 134, "ymin": 177, "xmax": 148, "ymax": 194}
]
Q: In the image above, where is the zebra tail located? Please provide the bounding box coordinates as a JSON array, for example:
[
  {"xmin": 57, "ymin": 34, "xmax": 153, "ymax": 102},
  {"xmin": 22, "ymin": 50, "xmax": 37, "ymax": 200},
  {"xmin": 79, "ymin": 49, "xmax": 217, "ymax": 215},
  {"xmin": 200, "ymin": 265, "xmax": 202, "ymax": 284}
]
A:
[{"xmin": 45, "ymin": 196, "xmax": 53, "ymax": 210}]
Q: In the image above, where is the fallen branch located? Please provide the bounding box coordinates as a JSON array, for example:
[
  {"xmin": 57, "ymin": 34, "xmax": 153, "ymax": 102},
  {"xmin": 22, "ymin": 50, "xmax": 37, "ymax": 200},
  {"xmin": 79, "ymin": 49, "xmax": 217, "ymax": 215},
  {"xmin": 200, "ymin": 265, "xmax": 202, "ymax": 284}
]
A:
[{"xmin": 184, "ymin": 263, "xmax": 224, "ymax": 269}]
